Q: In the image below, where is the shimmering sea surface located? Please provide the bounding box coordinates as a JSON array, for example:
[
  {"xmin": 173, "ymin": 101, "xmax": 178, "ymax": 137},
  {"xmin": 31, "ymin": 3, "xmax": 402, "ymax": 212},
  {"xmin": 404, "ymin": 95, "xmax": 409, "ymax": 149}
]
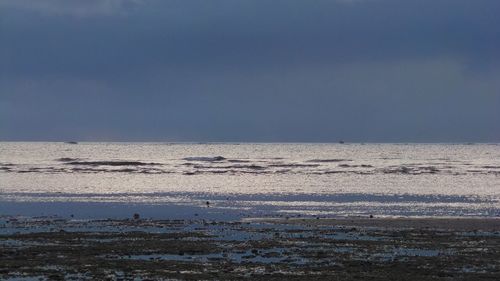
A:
[{"xmin": 0, "ymin": 142, "xmax": 499, "ymax": 219}]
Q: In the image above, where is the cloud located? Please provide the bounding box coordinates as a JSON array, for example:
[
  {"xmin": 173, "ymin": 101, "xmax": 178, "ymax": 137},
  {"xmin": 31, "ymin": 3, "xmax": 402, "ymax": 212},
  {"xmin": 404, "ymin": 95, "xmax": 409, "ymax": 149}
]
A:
[
  {"xmin": 2, "ymin": 0, "xmax": 499, "ymax": 81},
  {"xmin": 0, "ymin": 0, "xmax": 499, "ymax": 141},
  {"xmin": 2, "ymin": 56, "xmax": 499, "ymax": 142},
  {"xmin": 0, "ymin": 0, "xmax": 143, "ymax": 17}
]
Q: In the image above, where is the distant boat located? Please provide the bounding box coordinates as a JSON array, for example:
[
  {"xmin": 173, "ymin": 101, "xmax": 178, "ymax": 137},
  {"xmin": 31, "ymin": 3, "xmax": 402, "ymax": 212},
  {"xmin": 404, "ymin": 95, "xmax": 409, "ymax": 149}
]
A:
[
  {"xmin": 65, "ymin": 141, "xmax": 78, "ymax": 144},
  {"xmin": 338, "ymin": 140, "xmax": 345, "ymax": 144}
]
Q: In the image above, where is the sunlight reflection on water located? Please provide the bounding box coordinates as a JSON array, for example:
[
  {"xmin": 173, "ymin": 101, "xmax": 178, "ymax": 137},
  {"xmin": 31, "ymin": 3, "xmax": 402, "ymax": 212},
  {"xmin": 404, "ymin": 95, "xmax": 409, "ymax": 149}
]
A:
[{"xmin": 1, "ymin": 142, "xmax": 499, "ymax": 218}]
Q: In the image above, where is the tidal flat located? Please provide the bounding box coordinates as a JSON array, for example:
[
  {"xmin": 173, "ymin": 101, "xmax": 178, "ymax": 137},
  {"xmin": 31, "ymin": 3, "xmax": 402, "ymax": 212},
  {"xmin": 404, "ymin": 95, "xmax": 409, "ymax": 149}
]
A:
[{"xmin": 1, "ymin": 217, "xmax": 499, "ymax": 280}]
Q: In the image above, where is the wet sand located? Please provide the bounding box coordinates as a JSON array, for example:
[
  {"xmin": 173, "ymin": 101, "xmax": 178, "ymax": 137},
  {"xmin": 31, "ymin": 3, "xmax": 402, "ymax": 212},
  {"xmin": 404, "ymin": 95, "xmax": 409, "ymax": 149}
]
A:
[{"xmin": 1, "ymin": 216, "xmax": 500, "ymax": 280}]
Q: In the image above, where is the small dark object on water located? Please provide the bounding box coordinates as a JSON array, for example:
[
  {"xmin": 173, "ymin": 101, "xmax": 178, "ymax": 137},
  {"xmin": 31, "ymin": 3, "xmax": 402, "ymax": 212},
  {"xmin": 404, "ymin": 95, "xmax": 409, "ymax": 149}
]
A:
[
  {"xmin": 133, "ymin": 213, "xmax": 140, "ymax": 220},
  {"xmin": 65, "ymin": 141, "xmax": 78, "ymax": 144},
  {"xmin": 339, "ymin": 140, "xmax": 345, "ymax": 144},
  {"xmin": 206, "ymin": 201, "xmax": 210, "ymax": 207},
  {"xmin": 370, "ymin": 214, "xmax": 374, "ymax": 218}
]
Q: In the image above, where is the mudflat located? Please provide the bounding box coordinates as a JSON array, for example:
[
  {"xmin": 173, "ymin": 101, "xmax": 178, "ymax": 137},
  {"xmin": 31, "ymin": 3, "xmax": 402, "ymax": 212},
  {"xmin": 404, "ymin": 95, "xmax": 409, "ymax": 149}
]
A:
[
  {"xmin": 261, "ymin": 217, "xmax": 500, "ymax": 231},
  {"xmin": 1, "ymin": 216, "xmax": 499, "ymax": 280}
]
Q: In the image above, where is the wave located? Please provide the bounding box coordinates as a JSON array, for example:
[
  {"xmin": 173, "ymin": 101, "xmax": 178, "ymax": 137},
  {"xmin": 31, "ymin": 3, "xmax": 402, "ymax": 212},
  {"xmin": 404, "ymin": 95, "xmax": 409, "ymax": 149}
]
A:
[
  {"xmin": 63, "ymin": 160, "xmax": 161, "ymax": 166},
  {"xmin": 306, "ymin": 159, "xmax": 351, "ymax": 163},
  {"xmin": 182, "ymin": 156, "xmax": 226, "ymax": 162}
]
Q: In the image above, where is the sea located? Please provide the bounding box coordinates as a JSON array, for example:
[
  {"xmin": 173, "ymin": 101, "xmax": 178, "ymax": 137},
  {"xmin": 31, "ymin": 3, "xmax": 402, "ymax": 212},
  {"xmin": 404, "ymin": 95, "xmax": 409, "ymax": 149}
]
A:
[{"xmin": 0, "ymin": 142, "xmax": 499, "ymax": 220}]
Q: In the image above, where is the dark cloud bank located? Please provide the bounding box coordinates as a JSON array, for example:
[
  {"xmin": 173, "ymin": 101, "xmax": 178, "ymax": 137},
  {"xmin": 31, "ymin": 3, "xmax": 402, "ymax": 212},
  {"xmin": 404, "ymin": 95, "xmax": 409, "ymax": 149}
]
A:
[{"xmin": 1, "ymin": 0, "xmax": 499, "ymax": 142}]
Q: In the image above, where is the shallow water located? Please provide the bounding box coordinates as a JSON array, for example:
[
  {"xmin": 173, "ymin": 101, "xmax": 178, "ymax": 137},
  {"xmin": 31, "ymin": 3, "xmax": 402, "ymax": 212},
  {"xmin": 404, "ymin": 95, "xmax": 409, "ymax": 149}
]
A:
[{"xmin": 0, "ymin": 142, "xmax": 499, "ymax": 219}]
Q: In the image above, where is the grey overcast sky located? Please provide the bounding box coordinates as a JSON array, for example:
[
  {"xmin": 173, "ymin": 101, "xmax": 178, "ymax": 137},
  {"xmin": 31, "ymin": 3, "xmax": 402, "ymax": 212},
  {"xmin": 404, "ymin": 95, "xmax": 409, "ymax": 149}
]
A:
[{"xmin": 1, "ymin": 0, "xmax": 499, "ymax": 142}]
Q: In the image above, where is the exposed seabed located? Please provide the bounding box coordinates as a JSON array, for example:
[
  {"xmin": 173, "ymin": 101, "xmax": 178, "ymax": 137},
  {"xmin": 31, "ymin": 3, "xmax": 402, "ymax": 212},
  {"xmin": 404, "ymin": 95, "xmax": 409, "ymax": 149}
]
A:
[{"xmin": 1, "ymin": 215, "xmax": 499, "ymax": 280}]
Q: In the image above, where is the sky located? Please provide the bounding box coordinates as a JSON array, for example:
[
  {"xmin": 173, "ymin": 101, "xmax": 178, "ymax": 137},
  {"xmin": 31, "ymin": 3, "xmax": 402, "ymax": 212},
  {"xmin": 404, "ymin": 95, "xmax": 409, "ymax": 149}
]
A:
[{"xmin": 1, "ymin": 0, "xmax": 499, "ymax": 142}]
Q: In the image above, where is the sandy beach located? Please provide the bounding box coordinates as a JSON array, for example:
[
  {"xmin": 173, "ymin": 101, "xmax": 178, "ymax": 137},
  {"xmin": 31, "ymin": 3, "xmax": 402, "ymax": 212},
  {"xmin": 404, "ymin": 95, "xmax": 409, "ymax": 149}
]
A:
[{"xmin": 1, "ymin": 216, "xmax": 499, "ymax": 280}]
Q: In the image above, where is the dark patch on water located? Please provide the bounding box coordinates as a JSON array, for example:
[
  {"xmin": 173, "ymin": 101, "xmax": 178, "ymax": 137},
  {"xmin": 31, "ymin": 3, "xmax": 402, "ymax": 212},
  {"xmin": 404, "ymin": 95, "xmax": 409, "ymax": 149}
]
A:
[
  {"xmin": 268, "ymin": 163, "xmax": 320, "ymax": 168},
  {"xmin": 69, "ymin": 167, "xmax": 168, "ymax": 174},
  {"xmin": 338, "ymin": 164, "xmax": 373, "ymax": 168},
  {"xmin": 56, "ymin": 157, "xmax": 80, "ymax": 162},
  {"xmin": 184, "ymin": 164, "xmax": 267, "ymax": 170},
  {"xmin": 227, "ymin": 159, "xmax": 251, "ymax": 163},
  {"xmin": 381, "ymin": 166, "xmax": 440, "ymax": 175},
  {"xmin": 307, "ymin": 159, "xmax": 351, "ymax": 163},
  {"xmin": 183, "ymin": 156, "xmax": 226, "ymax": 162},
  {"xmin": 64, "ymin": 161, "xmax": 161, "ymax": 166}
]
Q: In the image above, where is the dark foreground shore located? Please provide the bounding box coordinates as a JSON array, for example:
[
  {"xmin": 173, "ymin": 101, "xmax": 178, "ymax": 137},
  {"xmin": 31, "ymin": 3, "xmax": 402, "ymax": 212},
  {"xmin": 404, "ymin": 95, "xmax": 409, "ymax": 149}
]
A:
[{"xmin": 1, "ymin": 217, "xmax": 500, "ymax": 280}]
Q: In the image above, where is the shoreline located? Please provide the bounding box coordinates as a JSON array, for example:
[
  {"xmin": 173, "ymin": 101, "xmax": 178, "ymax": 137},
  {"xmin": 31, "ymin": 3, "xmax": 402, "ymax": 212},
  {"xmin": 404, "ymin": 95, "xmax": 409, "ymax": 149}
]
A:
[{"xmin": 1, "ymin": 198, "xmax": 499, "ymax": 222}]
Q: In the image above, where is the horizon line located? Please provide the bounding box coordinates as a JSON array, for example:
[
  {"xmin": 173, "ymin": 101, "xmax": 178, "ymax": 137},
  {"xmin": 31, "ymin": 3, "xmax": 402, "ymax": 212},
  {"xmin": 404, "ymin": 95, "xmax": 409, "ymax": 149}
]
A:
[{"xmin": 0, "ymin": 140, "xmax": 498, "ymax": 145}]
